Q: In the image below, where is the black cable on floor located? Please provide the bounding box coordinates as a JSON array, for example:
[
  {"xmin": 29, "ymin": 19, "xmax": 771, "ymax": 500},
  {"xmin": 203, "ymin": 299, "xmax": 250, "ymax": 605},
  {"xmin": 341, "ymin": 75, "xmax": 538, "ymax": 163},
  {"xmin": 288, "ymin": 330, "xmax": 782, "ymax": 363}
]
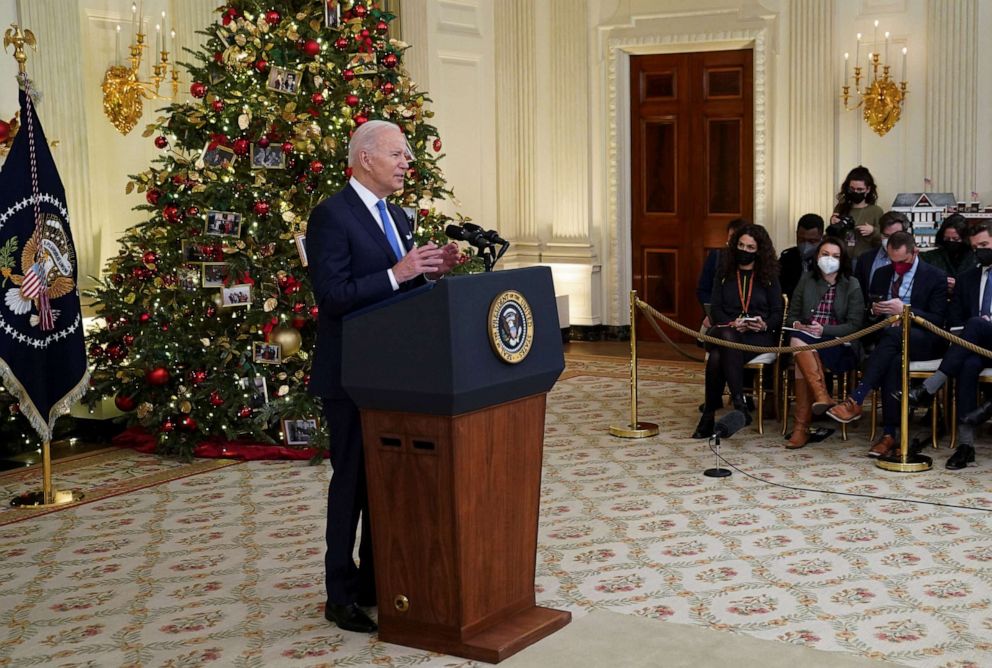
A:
[{"xmin": 706, "ymin": 441, "xmax": 992, "ymax": 514}]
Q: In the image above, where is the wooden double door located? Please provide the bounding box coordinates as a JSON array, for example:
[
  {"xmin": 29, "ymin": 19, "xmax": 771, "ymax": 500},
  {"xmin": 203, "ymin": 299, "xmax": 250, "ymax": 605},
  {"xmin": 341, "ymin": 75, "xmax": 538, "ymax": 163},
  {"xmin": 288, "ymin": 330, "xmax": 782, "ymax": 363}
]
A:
[{"xmin": 630, "ymin": 49, "xmax": 753, "ymax": 341}]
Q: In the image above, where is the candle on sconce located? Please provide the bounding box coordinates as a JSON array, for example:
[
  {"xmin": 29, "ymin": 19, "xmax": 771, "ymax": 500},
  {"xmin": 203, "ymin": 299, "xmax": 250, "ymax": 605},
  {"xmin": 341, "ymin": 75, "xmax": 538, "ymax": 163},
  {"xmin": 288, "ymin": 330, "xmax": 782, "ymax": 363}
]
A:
[
  {"xmin": 884, "ymin": 31, "xmax": 890, "ymax": 66},
  {"xmin": 873, "ymin": 19, "xmax": 879, "ymax": 53},
  {"xmin": 170, "ymin": 28, "xmax": 175, "ymax": 55},
  {"xmin": 161, "ymin": 10, "xmax": 166, "ymax": 51},
  {"xmin": 131, "ymin": 2, "xmax": 137, "ymax": 42},
  {"xmin": 902, "ymin": 47, "xmax": 908, "ymax": 82},
  {"xmin": 856, "ymin": 33, "xmax": 862, "ymax": 71},
  {"xmin": 844, "ymin": 52, "xmax": 849, "ymax": 85},
  {"xmin": 115, "ymin": 24, "xmax": 121, "ymax": 65},
  {"xmin": 155, "ymin": 23, "xmax": 161, "ymax": 53}
]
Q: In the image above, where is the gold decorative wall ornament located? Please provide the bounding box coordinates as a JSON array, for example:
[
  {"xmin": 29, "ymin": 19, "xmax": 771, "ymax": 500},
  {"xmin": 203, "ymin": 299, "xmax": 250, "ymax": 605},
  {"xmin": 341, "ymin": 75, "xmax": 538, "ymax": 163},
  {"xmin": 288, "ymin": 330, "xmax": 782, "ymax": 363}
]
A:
[
  {"xmin": 3, "ymin": 24, "xmax": 36, "ymax": 74},
  {"xmin": 101, "ymin": 6, "xmax": 178, "ymax": 135},
  {"xmin": 840, "ymin": 21, "xmax": 908, "ymax": 137}
]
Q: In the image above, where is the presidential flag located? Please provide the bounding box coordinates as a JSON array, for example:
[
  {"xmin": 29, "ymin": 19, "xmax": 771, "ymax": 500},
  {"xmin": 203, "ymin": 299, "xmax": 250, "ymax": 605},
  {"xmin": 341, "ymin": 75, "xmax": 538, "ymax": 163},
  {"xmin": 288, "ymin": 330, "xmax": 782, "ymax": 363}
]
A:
[{"xmin": 0, "ymin": 80, "xmax": 88, "ymax": 441}]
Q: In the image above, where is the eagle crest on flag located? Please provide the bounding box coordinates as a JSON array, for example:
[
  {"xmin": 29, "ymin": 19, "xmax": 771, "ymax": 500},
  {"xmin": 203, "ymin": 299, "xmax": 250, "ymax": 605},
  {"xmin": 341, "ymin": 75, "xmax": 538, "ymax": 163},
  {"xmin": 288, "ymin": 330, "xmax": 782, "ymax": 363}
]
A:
[{"xmin": 1, "ymin": 214, "xmax": 75, "ymax": 330}]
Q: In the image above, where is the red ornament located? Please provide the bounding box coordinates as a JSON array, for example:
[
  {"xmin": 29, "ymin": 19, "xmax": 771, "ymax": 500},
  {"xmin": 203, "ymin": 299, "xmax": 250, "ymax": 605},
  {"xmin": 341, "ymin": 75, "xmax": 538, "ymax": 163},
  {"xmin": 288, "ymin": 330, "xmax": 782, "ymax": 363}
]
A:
[
  {"xmin": 161, "ymin": 323, "xmax": 170, "ymax": 332},
  {"xmin": 254, "ymin": 58, "xmax": 268, "ymax": 73},
  {"xmin": 311, "ymin": 92, "xmax": 325, "ymax": 106},
  {"xmin": 143, "ymin": 250, "xmax": 158, "ymax": 264},
  {"xmin": 145, "ymin": 189, "xmax": 160, "ymax": 205},
  {"xmin": 344, "ymin": 166, "xmax": 353, "ymax": 178},
  {"xmin": 433, "ymin": 138, "xmax": 442, "ymax": 152},
  {"xmin": 162, "ymin": 205, "xmax": 181, "ymax": 223},
  {"xmin": 383, "ymin": 53, "xmax": 399, "ymax": 69},
  {"xmin": 0, "ymin": 120, "xmax": 11, "ymax": 142},
  {"xmin": 154, "ymin": 135, "xmax": 168, "ymax": 149},
  {"xmin": 172, "ymin": 174, "xmax": 186, "ymax": 185},
  {"xmin": 353, "ymin": 3, "xmax": 368, "ymax": 17},
  {"xmin": 302, "ymin": 39, "xmax": 321, "ymax": 57},
  {"xmin": 258, "ymin": 136, "xmax": 270, "ymax": 148},
  {"xmin": 139, "ymin": 312, "xmax": 151, "ymax": 324},
  {"xmin": 264, "ymin": 9, "xmax": 281, "ymax": 24},
  {"xmin": 211, "ymin": 99, "xmax": 225, "ymax": 112},
  {"xmin": 281, "ymin": 141, "xmax": 294, "ymax": 154},
  {"xmin": 123, "ymin": 334, "xmax": 135, "ymax": 346},
  {"xmin": 209, "ymin": 390, "xmax": 226, "ymax": 407},
  {"xmin": 345, "ymin": 94, "xmax": 359, "ymax": 107},
  {"xmin": 190, "ymin": 82, "xmax": 207, "ymax": 98},
  {"xmin": 179, "ymin": 415, "xmax": 198, "ymax": 432},
  {"xmin": 309, "ymin": 160, "xmax": 324, "ymax": 174},
  {"xmin": 334, "ymin": 37, "xmax": 349, "ymax": 51},
  {"xmin": 205, "ymin": 305, "xmax": 217, "ymax": 318},
  {"xmin": 310, "ymin": 305, "xmax": 319, "ymax": 318},
  {"xmin": 237, "ymin": 405, "xmax": 253, "ymax": 418},
  {"xmin": 292, "ymin": 302, "xmax": 305, "ymax": 313},
  {"xmin": 114, "ymin": 394, "xmax": 137, "ymax": 412},
  {"xmin": 381, "ymin": 81, "xmax": 395, "ymax": 95},
  {"xmin": 232, "ymin": 138, "xmax": 250, "ymax": 155},
  {"xmin": 253, "ymin": 200, "xmax": 271, "ymax": 216},
  {"xmin": 359, "ymin": 29, "xmax": 370, "ymax": 40},
  {"xmin": 419, "ymin": 208, "xmax": 430, "ymax": 218},
  {"xmin": 146, "ymin": 367, "xmax": 170, "ymax": 386},
  {"xmin": 186, "ymin": 206, "xmax": 200, "ymax": 218},
  {"xmin": 342, "ymin": 69, "xmax": 355, "ymax": 82},
  {"xmin": 213, "ymin": 51, "xmax": 223, "ymax": 63},
  {"xmin": 160, "ymin": 417, "xmax": 176, "ymax": 433},
  {"xmin": 190, "ymin": 369, "xmax": 208, "ymax": 385},
  {"xmin": 376, "ymin": 20, "xmax": 388, "ymax": 34},
  {"xmin": 354, "ymin": 115, "xmax": 368, "ymax": 125},
  {"xmin": 88, "ymin": 343, "xmax": 104, "ymax": 358},
  {"xmin": 291, "ymin": 316, "xmax": 306, "ymax": 330}
]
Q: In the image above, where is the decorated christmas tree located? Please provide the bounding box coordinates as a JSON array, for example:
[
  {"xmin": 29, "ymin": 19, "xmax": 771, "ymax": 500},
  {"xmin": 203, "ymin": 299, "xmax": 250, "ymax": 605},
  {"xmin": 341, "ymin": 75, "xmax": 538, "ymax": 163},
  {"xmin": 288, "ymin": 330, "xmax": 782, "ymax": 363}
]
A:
[{"xmin": 84, "ymin": 0, "xmax": 479, "ymax": 458}]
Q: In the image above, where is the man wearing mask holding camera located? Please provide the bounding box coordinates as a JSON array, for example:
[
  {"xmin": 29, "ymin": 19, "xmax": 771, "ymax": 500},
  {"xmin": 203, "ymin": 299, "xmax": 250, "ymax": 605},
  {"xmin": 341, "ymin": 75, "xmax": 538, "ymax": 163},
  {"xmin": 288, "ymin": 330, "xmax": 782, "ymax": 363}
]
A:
[
  {"xmin": 779, "ymin": 213, "xmax": 824, "ymax": 300},
  {"xmin": 896, "ymin": 222, "xmax": 992, "ymax": 470}
]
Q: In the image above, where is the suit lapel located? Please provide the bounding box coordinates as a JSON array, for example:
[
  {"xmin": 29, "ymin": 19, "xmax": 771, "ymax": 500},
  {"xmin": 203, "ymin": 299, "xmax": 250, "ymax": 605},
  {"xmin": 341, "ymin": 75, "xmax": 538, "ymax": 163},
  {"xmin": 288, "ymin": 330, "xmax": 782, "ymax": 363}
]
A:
[
  {"xmin": 387, "ymin": 203, "xmax": 415, "ymax": 252},
  {"xmin": 345, "ymin": 184, "xmax": 398, "ymax": 262}
]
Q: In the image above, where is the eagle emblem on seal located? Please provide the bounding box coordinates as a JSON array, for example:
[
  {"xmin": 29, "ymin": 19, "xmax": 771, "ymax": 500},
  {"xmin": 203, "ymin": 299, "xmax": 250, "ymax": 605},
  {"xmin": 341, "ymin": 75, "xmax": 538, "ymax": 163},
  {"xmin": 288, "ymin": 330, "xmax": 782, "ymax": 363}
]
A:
[{"xmin": 1, "ymin": 214, "xmax": 76, "ymax": 330}]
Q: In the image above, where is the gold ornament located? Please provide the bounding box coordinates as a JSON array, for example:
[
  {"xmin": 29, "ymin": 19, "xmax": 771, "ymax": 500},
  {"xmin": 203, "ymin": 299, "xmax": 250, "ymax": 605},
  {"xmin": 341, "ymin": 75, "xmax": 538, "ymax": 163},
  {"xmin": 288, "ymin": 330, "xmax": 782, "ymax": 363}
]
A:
[
  {"xmin": 137, "ymin": 402, "xmax": 153, "ymax": 418},
  {"xmin": 180, "ymin": 400, "xmax": 192, "ymax": 414},
  {"xmin": 270, "ymin": 325, "xmax": 302, "ymax": 357}
]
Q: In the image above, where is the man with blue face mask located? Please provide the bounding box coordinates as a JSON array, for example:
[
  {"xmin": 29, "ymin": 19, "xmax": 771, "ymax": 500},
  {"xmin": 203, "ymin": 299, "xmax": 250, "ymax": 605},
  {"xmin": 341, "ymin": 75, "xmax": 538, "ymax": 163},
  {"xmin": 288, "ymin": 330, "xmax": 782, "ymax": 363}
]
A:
[
  {"xmin": 779, "ymin": 213, "xmax": 824, "ymax": 299},
  {"xmin": 853, "ymin": 211, "xmax": 909, "ymax": 304}
]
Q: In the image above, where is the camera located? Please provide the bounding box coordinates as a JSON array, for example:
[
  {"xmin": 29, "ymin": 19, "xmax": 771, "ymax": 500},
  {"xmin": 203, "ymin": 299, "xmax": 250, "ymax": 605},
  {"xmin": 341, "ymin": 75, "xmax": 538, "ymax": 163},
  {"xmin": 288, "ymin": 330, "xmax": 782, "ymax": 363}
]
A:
[{"xmin": 838, "ymin": 215, "xmax": 856, "ymax": 231}]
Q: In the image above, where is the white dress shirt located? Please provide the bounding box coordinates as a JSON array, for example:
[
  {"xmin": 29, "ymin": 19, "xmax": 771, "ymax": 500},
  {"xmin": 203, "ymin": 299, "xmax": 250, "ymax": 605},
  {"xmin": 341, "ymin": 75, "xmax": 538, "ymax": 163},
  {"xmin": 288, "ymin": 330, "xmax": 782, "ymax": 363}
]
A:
[{"xmin": 349, "ymin": 177, "xmax": 405, "ymax": 291}]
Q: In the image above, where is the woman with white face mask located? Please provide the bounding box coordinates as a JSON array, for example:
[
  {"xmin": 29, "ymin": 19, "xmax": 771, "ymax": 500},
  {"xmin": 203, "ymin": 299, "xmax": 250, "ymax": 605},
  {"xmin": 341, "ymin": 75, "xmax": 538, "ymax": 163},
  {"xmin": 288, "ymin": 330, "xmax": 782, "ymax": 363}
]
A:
[{"xmin": 784, "ymin": 238, "xmax": 865, "ymax": 448}]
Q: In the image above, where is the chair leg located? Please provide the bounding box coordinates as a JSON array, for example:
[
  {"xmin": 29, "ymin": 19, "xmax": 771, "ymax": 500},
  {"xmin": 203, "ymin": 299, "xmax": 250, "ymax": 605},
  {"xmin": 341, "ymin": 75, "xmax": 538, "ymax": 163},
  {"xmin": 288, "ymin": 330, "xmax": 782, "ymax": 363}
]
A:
[
  {"xmin": 869, "ymin": 389, "xmax": 878, "ymax": 442},
  {"xmin": 781, "ymin": 373, "xmax": 790, "ymax": 436},
  {"xmin": 840, "ymin": 372, "xmax": 849, "ymax": 441},
  {"xmin": 756, "ymin": 369, "xmax": 764, "ymax": 435},
  {"xmin": 930, "ymin": 393, "xmax": 939, "ymax": 449},
  {"xmin": 950, "ymin": 381, "xmax": 957, "ymax": 449}
]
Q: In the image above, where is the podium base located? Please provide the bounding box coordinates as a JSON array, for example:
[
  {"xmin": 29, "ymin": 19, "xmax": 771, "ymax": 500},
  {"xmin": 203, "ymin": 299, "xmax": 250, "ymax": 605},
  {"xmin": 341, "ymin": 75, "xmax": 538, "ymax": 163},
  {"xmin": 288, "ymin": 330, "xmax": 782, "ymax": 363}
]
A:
[
  {"xmin": 9, "ymin": 489, "xmax": 83, "ymax": 508},
  {"xmin": 379, "ymin": 605, "xmax": 571, "ymax": 664},
  {"xmin": 875, "ymin": 451, "xmax": 933, "ymax": 472},
  {"xmin": 609, "ymin": 422, "xmax": 659, "ymax": 438}
]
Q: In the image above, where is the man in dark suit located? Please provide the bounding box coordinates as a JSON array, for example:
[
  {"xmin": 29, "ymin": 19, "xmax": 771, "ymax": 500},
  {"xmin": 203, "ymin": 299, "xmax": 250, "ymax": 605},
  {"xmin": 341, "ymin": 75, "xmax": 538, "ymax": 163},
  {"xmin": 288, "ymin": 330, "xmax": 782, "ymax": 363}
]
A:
[
  {"xmin": 897, "ymin": 222, "xmax": 992, "ymax": 469},
  {"xmin": 853, "ymin": 211, "xmax": 909, "ymax": 304},
  {"xmin": 307, "ymin": 120, "xmax": 460, "ymax": 633},
  {"xmin": 778, "ymin": 213, "xmax": 823, "ymax": 300},
  {"xmin": 827, "ymin": 231, "xmax": 948, "ymax": 457}
]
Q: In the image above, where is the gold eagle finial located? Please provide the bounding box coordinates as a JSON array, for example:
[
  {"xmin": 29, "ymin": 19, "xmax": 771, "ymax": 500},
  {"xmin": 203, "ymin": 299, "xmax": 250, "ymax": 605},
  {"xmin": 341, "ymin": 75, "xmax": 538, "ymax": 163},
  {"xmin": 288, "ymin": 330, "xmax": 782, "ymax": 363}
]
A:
[{"xmin": 4, "ymin": 24, "xmax": 37, "ymax": 74}]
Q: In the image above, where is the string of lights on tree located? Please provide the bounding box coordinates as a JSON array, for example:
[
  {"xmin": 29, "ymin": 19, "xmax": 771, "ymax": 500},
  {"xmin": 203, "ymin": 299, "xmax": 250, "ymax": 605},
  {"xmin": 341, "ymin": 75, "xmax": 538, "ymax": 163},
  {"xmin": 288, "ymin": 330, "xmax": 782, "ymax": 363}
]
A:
[{"xmin": 75, "ymin": 0, "xmax": 480, "ymax": 459}]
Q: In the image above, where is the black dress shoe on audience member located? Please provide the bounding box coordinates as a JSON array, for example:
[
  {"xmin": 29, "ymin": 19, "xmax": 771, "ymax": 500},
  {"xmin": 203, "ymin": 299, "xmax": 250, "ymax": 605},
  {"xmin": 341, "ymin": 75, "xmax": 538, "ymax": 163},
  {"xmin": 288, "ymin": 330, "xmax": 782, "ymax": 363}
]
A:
[
  {"xmin": 963, "ymin": 400, "xmax": 992, "ymax": 426},
  {"xmin": 692, "ymin": 413, "xmax": 715, "ymax": 439},
  {"xmin": 893, "ymin": 385, "xmax": 931, "ymax": 409},
  {"xmin": 945, "ymin": 444, "xmax": 976, "ymax": 470},
  {"xmin": 325, "ymin": 603, "xmax": 378, "ymax": 633}
]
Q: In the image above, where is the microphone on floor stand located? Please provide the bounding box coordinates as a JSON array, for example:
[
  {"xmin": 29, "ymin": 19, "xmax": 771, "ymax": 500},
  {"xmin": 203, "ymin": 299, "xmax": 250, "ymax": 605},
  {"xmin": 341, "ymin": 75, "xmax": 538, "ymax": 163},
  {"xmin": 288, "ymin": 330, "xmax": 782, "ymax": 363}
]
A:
[{"xmin": 704, "ymin": 410, "xmax": 746, "ymax": 478}]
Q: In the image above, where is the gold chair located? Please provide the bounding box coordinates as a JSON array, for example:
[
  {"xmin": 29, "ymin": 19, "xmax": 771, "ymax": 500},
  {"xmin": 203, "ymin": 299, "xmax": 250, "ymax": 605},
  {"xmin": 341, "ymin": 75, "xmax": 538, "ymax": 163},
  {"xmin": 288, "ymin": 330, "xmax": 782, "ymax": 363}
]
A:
[
  {"xmin": 867, "ymin": 359, "xmax": 947, "ymax": 448},
  {"xmin": 744, "ymin": 295, "xmax": 788, "ymax": 435}
]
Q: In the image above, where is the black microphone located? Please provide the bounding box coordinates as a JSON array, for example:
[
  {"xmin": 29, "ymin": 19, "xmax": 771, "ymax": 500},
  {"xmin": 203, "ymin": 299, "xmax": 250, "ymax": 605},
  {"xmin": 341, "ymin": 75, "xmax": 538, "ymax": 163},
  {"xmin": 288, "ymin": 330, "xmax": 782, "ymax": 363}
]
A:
[
  {"xmin": 463, "ymin": 223, "xmax": 509, "ymax": 259},
  {"xmin": 445, "ymin": 224, "xmax": 486, "ymax": 245},
  {"xmin": 713, "ymin": 410, "xmax": 747, "ymax": 439}
]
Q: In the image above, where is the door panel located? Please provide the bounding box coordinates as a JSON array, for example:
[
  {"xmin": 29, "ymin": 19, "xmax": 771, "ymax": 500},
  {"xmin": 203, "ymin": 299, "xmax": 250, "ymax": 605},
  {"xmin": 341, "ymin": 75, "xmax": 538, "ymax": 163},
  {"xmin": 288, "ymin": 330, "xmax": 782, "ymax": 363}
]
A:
[{"xmin": 630, "ymin": 49, "xmax": 753, "ymax": 341}]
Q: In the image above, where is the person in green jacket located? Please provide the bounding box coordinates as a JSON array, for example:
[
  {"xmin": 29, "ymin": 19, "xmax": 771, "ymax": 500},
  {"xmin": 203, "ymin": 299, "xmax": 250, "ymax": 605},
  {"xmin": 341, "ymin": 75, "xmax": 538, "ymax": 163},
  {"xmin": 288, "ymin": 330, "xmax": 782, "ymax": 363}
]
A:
[
  {"xmin": 827, "ymin": 166, "xmax": 884, "ymax": 261},
  {"xmin": 920, "ymin": 213, "xmax": 975, "ymax": 294}
]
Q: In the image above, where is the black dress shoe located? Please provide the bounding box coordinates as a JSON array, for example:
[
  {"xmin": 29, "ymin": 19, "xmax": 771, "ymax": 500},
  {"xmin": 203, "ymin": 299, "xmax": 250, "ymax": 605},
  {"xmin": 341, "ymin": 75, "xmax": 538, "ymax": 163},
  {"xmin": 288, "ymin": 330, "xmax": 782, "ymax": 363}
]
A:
[
  {"xmin": 691, "ymin": 413, "xmax": 715, "ymax": 439},
  {"xmin": 893, "ymin": 385, "xmax": 931, "ymax": 408},
  {"xmin": 324, "ymin": 603, "xmax": 378, "ymax": 633},
  {"xmin": 945, "ymin": 444, "xmax": 976, "ymax": 470},
  {"xmin": 963, "ymin": 401, "xmax": 992, "ymax": 426}
]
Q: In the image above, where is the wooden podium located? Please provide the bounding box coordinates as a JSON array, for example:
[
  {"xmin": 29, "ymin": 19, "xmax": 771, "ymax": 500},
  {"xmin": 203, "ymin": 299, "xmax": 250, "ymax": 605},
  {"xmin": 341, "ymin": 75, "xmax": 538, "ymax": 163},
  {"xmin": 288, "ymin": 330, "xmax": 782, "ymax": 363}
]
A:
[{"xmin": 342, "ymin": 267, "xmax": 570, "ymax": 663}]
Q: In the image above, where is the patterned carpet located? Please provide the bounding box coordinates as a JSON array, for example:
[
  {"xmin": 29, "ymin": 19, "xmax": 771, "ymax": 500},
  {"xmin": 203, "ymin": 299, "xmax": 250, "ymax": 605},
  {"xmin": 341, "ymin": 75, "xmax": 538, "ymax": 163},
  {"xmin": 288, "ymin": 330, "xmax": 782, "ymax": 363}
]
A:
[{"xmin": 1, "ymin": 357, "xmax": 991, "ymax": 667}]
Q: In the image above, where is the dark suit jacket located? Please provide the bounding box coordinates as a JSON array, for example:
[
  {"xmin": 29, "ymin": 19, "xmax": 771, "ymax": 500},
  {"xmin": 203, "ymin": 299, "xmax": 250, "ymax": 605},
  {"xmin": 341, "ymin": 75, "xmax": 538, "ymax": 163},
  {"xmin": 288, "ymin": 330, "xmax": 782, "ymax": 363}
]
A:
[
  {"xmin": 307, "ymin": 183, "xmax": 422, "ymax": 398},
  {"xmin": 867, "ymin": 260, "xmax": 947, "ymax": 329},
  {"xmin": 696, "ymin": 248, "xmax": 722, "ymax": 308},
  {"xmin": 709, "ymin": 270, "xmax": 783, "ymax": 331},
  {"xmin": 948, "ymin": 266, "xmax": 983, "ymax": 328},
  {"xmin": 778, "ymin": 246, "xmax": 813, "ymax": 302},
  {"xmin": 854, "ymin": 246, "xmax": 886, "ymax": 303}
]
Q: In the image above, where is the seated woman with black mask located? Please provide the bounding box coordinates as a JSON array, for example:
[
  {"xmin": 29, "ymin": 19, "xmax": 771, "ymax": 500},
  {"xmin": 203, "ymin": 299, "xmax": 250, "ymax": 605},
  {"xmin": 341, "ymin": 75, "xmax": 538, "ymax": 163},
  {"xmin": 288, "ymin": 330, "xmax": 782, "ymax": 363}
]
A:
[
  {"xmin": 921, "ymin": 213, "xmax": 974, "ymax": 294},
  {"xmin": 692, "ymin": 224, "xmax": 783, "ymax": 438}
]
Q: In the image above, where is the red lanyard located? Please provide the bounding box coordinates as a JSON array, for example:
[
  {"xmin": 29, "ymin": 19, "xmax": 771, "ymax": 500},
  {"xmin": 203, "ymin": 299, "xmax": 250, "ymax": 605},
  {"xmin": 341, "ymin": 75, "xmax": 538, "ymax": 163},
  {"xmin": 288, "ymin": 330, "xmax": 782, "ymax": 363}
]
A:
[{"xmin": 736, "ymin": 270, "xmax": 753, "ymax": 316}]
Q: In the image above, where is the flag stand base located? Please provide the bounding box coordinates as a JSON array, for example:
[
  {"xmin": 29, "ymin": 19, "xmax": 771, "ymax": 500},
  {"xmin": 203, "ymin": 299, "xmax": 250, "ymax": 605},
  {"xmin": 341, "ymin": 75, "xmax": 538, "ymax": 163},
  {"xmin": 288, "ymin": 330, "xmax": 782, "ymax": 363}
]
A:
[{"xmin": 9, "ymin": 489, "xmax": 83, "ymax": 508}]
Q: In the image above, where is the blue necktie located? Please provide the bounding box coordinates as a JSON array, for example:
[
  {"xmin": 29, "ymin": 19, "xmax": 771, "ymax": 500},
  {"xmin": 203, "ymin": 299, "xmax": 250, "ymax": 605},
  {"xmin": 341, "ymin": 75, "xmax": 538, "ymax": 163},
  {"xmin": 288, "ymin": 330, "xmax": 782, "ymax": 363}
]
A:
[
  {"xmin": 375, "ymin": 199, "xmax": 404, "ymax": 260},
  {"xmin": 982, "ymin": 270, "xmax": 992, "ymax": 317}
]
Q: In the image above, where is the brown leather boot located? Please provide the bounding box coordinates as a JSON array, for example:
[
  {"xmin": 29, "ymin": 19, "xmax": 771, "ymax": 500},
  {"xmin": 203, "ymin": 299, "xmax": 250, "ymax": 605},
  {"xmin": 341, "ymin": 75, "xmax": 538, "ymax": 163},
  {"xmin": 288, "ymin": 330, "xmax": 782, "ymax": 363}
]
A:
[
  {"xmin": 786, "ymin": 377, "xmax": 812, "ymax": 449},
  {"xmin": 793, "ymin": 350, "xmax": 835, "ymax": 415}
]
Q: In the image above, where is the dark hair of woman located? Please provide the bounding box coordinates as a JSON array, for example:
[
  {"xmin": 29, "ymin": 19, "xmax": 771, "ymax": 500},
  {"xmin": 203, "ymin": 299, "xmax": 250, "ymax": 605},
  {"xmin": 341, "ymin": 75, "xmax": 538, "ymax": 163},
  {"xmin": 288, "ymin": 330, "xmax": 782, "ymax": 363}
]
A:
[
  {"xmin": 936, "ymin": 213, "xmax": 968, "ymax": 244},
  {"xmin": 719, "ymin": 223, "xmax": 779, "ymax": 285},
  {"xmin": 834, "ymin": 165, "xmax": 878, "ymax": 216},
  {"xmin": 810, "ymin": 236, "xmax": 852, "ymax": 281}
]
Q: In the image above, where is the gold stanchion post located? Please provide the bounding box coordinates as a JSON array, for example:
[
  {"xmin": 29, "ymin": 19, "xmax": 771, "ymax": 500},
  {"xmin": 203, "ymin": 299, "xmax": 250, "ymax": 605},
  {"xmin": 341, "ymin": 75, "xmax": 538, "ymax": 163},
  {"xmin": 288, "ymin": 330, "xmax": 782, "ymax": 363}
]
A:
[
  {"xmin": 610, "ymin": 291, "xmax": 659, "ymax": 438},
  {"xmin": 876, "ymin": 305, "xmax": 932, "ymax": 472}
]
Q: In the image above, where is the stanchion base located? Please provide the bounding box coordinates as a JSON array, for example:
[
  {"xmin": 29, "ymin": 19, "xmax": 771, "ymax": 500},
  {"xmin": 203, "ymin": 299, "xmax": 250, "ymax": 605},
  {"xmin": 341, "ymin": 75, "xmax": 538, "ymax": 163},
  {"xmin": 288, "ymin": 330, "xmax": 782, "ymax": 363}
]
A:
[
  {"xmin": 9, "ymin": 489, "xmax": 83, "ymax": 508},
  {"xmin": 875, "ymin": 452, "xmax": 933, "ymax": 473},
  {"xmin": 609, "ymin": 422, "xmax": 659, "ymax": 438},
  {"xmin": 703, "ymin": 468, "xmax": 732, "ymax": 478}
]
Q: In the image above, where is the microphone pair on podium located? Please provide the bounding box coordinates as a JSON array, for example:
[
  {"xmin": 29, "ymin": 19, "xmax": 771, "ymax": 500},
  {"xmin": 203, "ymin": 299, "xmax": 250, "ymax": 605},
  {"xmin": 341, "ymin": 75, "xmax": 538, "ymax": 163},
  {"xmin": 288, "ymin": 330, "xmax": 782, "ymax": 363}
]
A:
[
  {"xmin": 704, "ymin": 410, "xmax": 746, "ymax": 479},
  {"xmin": 445, "ymin": 223, "xmax": 510, "ymax": 272}
]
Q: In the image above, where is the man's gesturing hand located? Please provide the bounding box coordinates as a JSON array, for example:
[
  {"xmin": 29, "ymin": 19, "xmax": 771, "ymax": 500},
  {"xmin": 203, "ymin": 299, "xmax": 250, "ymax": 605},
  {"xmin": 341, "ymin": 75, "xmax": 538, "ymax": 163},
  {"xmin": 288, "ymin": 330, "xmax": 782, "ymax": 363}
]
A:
[{"xmin": 393, "ymin": 242, "xmax": 445, "ymax": 283}]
